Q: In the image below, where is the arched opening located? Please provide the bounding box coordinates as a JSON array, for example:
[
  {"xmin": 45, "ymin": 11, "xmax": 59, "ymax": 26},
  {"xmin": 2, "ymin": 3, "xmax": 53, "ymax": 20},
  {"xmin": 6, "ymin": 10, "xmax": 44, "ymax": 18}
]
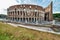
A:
[{"xmin": 44, "ymin": 12, "xmax": 49, "ymax": 21}]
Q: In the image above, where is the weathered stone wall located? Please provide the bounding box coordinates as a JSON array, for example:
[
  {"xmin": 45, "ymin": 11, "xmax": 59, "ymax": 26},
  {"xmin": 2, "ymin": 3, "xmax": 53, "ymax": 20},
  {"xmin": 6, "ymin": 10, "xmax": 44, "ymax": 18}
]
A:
[{"xmin": 45, "ymin": 2, "xmax": 53, "ymax": 21}]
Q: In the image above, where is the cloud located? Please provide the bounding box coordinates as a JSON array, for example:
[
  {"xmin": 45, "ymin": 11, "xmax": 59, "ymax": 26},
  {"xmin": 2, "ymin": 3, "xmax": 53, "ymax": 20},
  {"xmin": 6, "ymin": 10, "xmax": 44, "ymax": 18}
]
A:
[
  {"xmin": 0, "ymin": 0, "xmax": 51, "ymax": 14},
  {"xmin": 16, "ymin": 0, "xmax": 37, "ymax": 5},
  {"xmin": 0, "ymin": 0, "xmax": 59, "ymax": 14},
  {"xmin": 16, "ymin": 0, "xmax": 51, "ymax": 7},
  {"xmin": 53, "ymin": 0, "xmax": 60, "ymax": 13},
  {"xmin": 0, "ymin": 0, "xmax": 19, "ymax": 14},
  {"xmin": 0, "ymin": 0, "xmax": 18, "ymax": 9}
]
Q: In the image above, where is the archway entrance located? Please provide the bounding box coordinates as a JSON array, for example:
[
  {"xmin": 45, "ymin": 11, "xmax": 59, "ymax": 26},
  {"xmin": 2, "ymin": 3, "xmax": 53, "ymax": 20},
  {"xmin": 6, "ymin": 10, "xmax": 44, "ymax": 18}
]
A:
[{"xmin": 44, "ymin": 12, "xmax": 49, "ymax": 21}]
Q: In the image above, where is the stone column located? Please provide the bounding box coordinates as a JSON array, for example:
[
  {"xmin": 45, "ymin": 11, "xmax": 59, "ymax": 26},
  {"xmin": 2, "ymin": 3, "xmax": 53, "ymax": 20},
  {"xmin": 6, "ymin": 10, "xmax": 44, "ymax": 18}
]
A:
[
  {"xmin": 36, "ymin": 11, "xmax": 38, "ymax": 24},
  {"xmin": 25, "ymin": 11, "xmax": 26, "ymax": 23},
  {"xmin": 35, "ymin": 17, "xmax": 36, "ymax": 23},
  {"xmin": 36, "ymin": 11, "xmax": 37, "ymax": 24},
  {"xmin": 30, "ymin": 18, "xmax": 31, "ymax": 23},
  {"xmin": 31, "ymin": 18, "xmax": 33, "ymax": 23},
  {"xmin": 17, "ymin": 17, "xmax": 18, "ymax": 22},
  {"xmin": 34, "ymin": 18, "xmax": 35, "ymax": 23},
  {"xmin": 22, "ymin": 11, "xmax": 23, "ymax": 22},
  {"xmin": 28, "ymin": 18, "xmax": 29, "ymax": 23},
  {"xmin": 25, "ymin": 11, "xmax": 26, "ymax": 22},
  {"xmin": 19, "ymin": 18, "xmax": 20, "ymax": 22}
]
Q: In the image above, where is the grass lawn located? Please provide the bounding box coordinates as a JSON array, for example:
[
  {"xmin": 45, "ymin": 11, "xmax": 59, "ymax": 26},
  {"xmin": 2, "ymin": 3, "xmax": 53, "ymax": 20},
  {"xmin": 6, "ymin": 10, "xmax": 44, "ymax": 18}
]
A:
[{"xmin": 0, "ymin": 22, "xmax": 60, "ymax": 40}]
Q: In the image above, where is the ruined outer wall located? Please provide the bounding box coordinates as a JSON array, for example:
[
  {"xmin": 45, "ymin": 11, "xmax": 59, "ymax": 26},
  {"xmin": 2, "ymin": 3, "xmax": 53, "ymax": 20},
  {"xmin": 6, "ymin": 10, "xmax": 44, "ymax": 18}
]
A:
[{"xmin": 45, "ymin": 2, "xmax": 53, "ymax": 21}]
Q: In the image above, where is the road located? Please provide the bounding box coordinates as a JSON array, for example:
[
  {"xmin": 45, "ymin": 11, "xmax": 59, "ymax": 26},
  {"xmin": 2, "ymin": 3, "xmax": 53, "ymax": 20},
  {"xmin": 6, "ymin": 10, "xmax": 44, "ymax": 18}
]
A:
[{"xmin": 7, "ymin": 23, "xmax": 60, "ymax": 34}]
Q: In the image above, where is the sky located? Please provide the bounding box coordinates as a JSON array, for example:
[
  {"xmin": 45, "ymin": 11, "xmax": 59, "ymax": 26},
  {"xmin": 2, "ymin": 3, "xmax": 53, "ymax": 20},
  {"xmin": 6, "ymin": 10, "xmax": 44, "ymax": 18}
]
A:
[{"xmin": 0, "ymin": 0, "xmax": 59, "ymax": 15}]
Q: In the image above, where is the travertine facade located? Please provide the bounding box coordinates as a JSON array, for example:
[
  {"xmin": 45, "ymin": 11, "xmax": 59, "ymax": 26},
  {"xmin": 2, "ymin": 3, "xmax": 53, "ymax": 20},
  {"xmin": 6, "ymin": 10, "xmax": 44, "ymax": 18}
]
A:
[
  {"xmin": 45, "ymin": 2, "xmax": 53, "ymax": 21},
  {"xmin": 7, "ymin": 2, "xmax": 53, "ymax": 24}
]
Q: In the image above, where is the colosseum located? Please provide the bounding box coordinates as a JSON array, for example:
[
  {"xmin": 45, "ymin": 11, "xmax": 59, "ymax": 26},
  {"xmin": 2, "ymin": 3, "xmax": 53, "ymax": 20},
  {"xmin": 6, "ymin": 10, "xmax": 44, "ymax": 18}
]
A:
[{"xmin": 7, "ymin": 2, "xmax": 53, "ymax": 24}]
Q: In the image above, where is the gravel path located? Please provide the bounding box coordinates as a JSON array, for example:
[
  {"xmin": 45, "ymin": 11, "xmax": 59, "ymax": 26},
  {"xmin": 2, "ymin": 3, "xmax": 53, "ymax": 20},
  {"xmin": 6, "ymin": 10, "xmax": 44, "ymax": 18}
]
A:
[{"xmin": 7, "ymin": 23, "xmax": 60, "ymax": 34}]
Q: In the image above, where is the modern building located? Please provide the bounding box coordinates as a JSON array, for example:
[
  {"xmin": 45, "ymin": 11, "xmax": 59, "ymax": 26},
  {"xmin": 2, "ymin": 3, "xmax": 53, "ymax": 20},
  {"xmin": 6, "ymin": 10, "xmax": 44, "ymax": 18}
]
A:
[{"xmin": 7, "ymin": 2, "xmax": 53, "ymax": 24}]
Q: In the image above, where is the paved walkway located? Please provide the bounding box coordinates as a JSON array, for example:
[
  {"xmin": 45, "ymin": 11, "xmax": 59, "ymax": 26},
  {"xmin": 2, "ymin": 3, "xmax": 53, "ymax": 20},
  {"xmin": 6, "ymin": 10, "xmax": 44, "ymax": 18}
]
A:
[{"xmin": 7, "ymin": 23, "xmax": 60, "ymax": 34}]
